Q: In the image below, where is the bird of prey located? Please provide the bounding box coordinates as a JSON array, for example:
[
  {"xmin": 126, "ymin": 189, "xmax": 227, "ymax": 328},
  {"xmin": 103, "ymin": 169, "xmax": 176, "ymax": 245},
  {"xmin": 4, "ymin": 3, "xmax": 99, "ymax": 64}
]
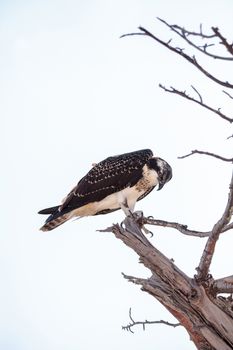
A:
[{"xmin": 38, "ymin": 149, "xmax": 172, "ymax": 231}]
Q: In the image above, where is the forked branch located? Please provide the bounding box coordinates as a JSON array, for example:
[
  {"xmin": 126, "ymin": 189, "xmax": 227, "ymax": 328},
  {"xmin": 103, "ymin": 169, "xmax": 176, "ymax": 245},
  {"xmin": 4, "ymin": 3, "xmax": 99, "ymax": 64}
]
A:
[{"xmin": 157, "ymin": 18, "xmax": 233, "ymax": 61}]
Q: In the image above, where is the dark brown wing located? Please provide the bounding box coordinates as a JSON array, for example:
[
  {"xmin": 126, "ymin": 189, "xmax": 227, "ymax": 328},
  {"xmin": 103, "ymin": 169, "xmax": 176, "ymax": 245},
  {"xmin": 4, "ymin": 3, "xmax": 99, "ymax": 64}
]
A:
[{"xmin": 59, "ymin": 149, "xmax": 153, "ymax": 211}]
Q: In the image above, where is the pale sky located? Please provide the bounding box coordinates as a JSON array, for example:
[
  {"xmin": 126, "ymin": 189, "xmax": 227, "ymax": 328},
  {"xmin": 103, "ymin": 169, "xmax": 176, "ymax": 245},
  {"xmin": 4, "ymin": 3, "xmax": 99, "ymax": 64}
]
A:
[{"xmin": 1, "ymin": 1, "xmax": 233, "ymax": 349}]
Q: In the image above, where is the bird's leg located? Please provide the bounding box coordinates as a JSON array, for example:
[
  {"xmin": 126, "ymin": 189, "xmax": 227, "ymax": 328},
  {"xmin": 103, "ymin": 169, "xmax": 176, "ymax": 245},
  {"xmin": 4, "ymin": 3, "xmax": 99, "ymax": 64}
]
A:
[
  {"xmin": 120, "ymin": 202, "xmax": 131, "ymax": 217},
  {"xmin": 131, "ymin": 210, "xmax": 144, "ymax": 220}
]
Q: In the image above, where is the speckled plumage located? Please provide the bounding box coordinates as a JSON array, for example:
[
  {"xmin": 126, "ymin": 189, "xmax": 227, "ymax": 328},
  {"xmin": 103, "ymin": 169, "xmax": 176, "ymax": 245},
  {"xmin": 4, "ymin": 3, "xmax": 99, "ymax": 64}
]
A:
[{"xmin": 38, "ymin": 149, "xmax": 172, "ymax": 231}]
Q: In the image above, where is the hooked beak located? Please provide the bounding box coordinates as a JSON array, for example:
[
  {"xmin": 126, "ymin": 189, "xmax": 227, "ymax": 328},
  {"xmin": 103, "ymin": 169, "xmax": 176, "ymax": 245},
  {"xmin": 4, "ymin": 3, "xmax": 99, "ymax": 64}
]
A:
[{"xmin": 157, "ymin": 181, "xmax": 165, "ymax": 191}]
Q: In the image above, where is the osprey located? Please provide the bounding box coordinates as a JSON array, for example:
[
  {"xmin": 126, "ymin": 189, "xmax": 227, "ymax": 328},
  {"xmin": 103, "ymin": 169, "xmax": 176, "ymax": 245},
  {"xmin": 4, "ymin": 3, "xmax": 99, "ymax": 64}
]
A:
[{"xmin": 39, "ymin": 149, "xmax": 172, "ymax": 231}]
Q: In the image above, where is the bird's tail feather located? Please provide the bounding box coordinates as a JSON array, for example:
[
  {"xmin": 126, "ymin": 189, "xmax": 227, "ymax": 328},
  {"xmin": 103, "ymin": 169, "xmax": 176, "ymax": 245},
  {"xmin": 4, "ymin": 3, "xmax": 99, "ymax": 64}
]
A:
[
  {"xmin": 40, "ymin": 212, "xmax": 71, "ymax": 231},
  {"xmin": 38, "ymin": 206, "xmax": 59, "ymax": 215},
  {"xmin": 39, "ymin": 204, "xmax": 74, "ymax": 231}
]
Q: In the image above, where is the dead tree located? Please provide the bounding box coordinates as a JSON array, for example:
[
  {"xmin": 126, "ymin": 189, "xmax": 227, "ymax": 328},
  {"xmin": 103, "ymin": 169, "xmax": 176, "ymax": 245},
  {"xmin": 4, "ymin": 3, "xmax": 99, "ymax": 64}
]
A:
[{"xmin": 102, "ymin": 20, "xmax": 233, "ymax": 349}]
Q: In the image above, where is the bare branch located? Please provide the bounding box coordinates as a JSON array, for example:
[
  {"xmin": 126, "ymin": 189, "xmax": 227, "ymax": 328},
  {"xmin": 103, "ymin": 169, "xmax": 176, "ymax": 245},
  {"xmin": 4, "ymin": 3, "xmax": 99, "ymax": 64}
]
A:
[
  {"xmin": 157, "ymin": 18, "xmax": 233, "ymax": 61},
  {"xmin": 178, "ymin": 150, "xmax": 233, "ymax": 162},
  {"xmin": 159, "ymin": 84, "xmax": 233, "ymax": 123},
  {"xmin": 223, "ymin": 90, "xmax": 233, "ymax": 100},
  {"xmin": 121, "ymin": 272, "xmax": 148, "ymax": 286},
  {"xmin": 212, "ymin": 276, "xmax": 233, "ymax": 294},
  {"xmin": 142, "ymin": 217, "xmax": 233, "ymax": 238},
  {"xmin": 126, "ymin": 26, "xmax": 233, "ymax": 88},
  {"xmin": 143, "ymin": 217, "xmax": 204, "ymax": 237},
  {"xmin": 196, "ymin": 171, "xmax": 233, "ymax": 281},
  {"xmin": 212, "ymin": 27, "xmax": 233, "ymax": 56},
  {"xmin": 122, "ymin": 308, "xmax": 181, "ymax": 333},
  {"xmin": 191, "ymin": 85, "xmax": 203, "ymax": 103},
  {"xmin": 100, "ymin": 217, "xmax": 233, "ymax": 239},
  {"xmin": 120, "ymin": 32, "xmax": 146, "ymax": 39}
]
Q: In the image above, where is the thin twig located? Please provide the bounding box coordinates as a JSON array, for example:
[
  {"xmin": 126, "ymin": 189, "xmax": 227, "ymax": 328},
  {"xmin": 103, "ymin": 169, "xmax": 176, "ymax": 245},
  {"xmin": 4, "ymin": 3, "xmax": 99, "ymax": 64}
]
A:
[
  {"xmin": 178, "ymin": 150, "xmax": 233, "ymax": 162},
  {"xmin": 159, "ymin": 84, "xmax": 233, "ymax": 123},
  {"xmin": 191, "ymin": 85, "xmax": 203, "ymax": 103},
  {"xmin": 120, "ymin": 32, "xmax": 146, "ymax": 38},
  {"xmin": 223, "ymin": 90, "xmax": 233, "ymax": 100},
  {"xmin": 196, "ymin": 171, "xmax": 233, "ymax": 281},
  {"xmin": 157, "ymin": 18, "xmax": 233, "ymax": 61},
  {"xmin": 122, "ymin": 308, "xmax": 181, "ymax": 333}
]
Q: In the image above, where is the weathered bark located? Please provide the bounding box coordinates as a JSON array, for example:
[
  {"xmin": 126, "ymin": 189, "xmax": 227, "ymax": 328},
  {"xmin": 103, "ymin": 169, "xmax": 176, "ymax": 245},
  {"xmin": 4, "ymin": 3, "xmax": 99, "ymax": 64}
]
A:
[{"xmin": 104, "ymin": 218, "xmax": 233, "ymax": 350}]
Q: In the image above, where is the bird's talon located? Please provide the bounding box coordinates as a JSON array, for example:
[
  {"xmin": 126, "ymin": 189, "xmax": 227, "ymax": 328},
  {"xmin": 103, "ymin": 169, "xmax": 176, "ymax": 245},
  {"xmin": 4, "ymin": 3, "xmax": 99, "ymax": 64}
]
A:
[
  {"xmin": 142, "ymin": 226, "xmax": 154, "ymax": 237},
  {"xmin": 130, "ymin": 212, "xmax": 154, "ymax": 238},
  {"xmin": 120, "ymin": 221, "xmax": 125, "ymax": 229}
]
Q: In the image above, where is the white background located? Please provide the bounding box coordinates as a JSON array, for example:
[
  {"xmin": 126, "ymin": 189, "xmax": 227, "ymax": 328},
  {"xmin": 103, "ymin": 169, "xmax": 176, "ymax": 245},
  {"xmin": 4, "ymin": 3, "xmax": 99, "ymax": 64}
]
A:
[{"xmin": 1, "ymin": 1, "xmax": 233, "ymax": 349}]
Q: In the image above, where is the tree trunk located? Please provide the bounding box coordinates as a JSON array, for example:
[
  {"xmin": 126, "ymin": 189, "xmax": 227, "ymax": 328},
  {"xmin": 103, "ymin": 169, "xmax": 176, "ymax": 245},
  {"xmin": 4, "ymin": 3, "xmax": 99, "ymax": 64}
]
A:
[{"xmin": 105, "ymin": 218, "xmax": 233, "ymax": 350}]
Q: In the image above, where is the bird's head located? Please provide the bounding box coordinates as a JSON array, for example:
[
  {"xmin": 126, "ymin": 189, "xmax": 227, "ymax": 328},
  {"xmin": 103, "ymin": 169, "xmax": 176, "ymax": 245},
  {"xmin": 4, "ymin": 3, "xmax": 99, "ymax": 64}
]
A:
[{"xmin": 148, "ymin": 157, "xmax": 173, "ymax": 190}]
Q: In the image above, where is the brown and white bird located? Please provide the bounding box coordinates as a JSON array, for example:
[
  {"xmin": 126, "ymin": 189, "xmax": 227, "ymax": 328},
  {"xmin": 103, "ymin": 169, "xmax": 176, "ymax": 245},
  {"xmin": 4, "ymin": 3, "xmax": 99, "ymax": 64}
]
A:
[{"xmin": 38, "ymin": 149, "xmax": 172, "ymax": 231}]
